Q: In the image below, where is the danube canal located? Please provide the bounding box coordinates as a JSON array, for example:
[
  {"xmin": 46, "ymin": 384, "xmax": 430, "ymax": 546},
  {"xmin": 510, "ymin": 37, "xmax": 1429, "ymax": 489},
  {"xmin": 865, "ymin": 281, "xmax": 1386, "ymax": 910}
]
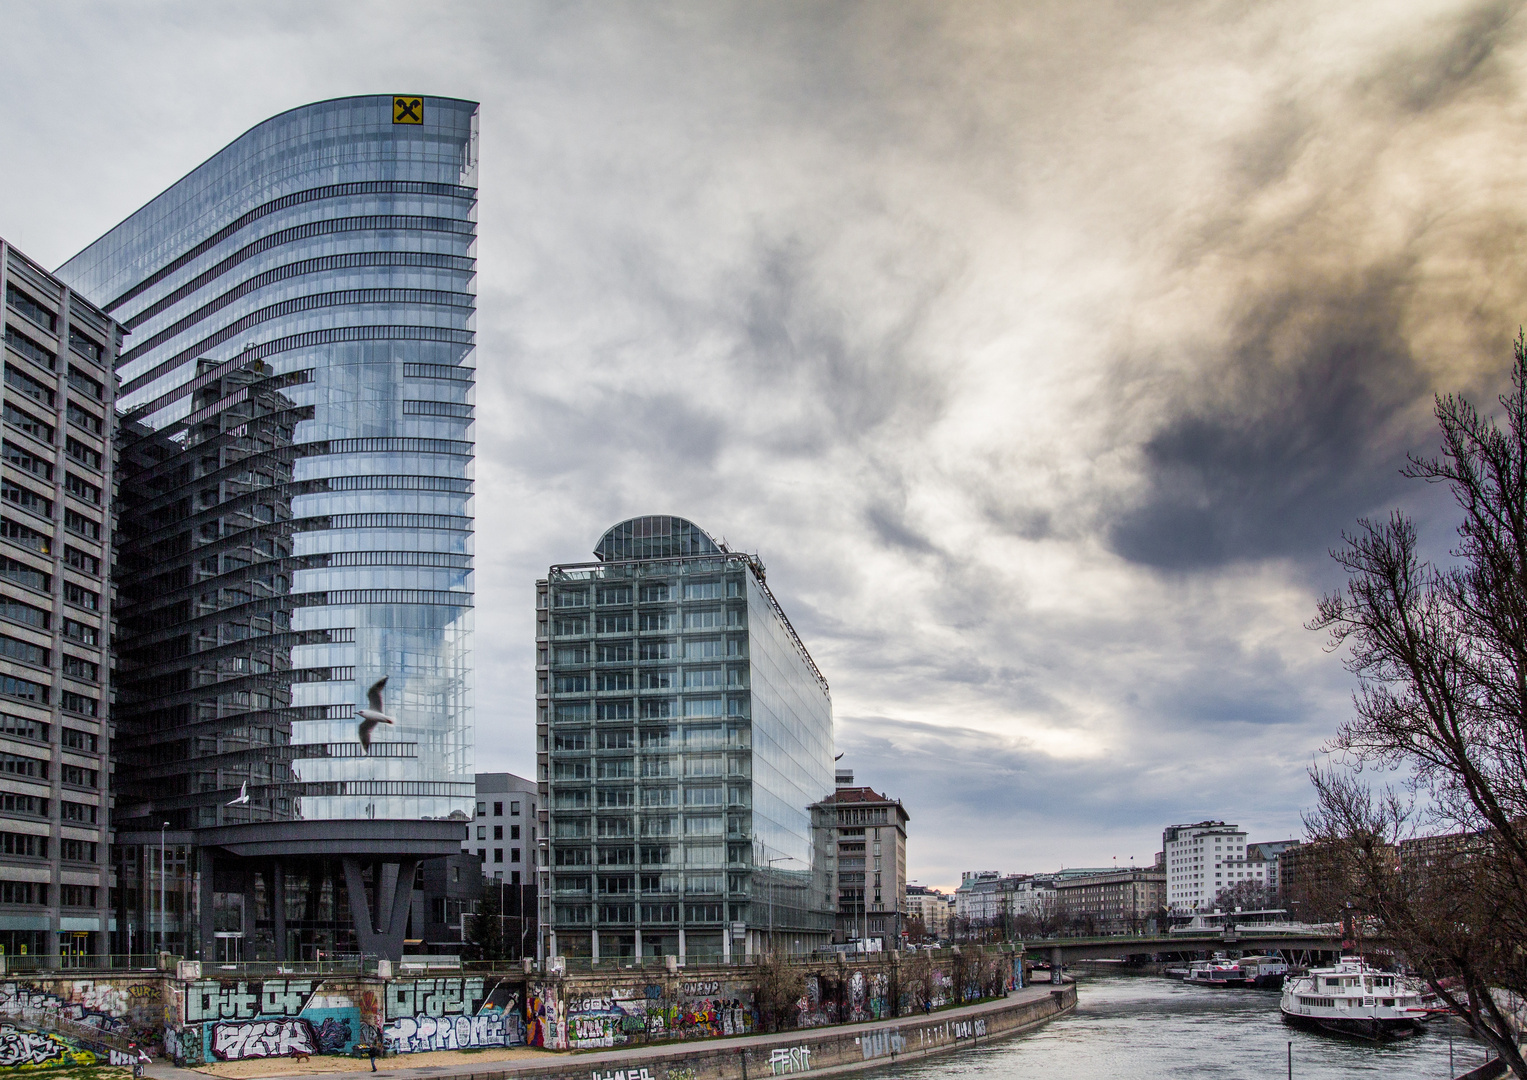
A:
[{"xmin": 865, "ymin": 972, "xmax": 1489, "ymax": 1080}]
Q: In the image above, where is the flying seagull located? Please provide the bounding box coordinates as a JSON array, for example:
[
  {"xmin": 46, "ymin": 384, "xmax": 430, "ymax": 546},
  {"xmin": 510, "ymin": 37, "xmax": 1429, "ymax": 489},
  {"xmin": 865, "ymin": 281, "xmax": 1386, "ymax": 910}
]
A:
[
  {"xmin": 356, "ymin": 676, "xmax": 395, "ymax": 752},
  {"xmin": 226, "ymin": 781, "xmax": 250, "ymax": 806}
]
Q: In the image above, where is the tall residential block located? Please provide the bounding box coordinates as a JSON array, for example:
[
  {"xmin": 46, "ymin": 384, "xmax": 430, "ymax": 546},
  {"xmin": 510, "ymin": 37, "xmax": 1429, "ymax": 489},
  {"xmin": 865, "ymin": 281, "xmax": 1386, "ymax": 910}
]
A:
[
  {"xmin": 538, "ymin": 515, "xmax": 835, "ymax": 963},
  {"xmin": 57, "ymin": 94, "xmax": 479, "ymax": 961},
  {"xmin": 1163, "ymin": 820, "xmax": 1263, "ymax": 911},
  {"xmin": 0, "ymin": 239, "xmax": 117, "ymax": 960},
  {"xmin": 813, "ymin": 771, "xmax": 908, "ymax": 949}
]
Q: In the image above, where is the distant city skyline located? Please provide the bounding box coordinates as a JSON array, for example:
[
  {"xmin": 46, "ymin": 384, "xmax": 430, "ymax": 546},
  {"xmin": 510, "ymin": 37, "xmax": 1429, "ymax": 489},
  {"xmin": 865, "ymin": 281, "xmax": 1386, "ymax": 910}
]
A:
[{"xmin": 3, "ymin": 2, "xmax": 1523, "ymax": 892}]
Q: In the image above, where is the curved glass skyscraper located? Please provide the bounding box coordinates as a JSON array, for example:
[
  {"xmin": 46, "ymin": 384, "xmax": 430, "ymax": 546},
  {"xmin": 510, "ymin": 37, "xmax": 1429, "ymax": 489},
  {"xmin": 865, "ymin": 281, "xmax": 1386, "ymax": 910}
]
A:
[{"xmin": 58, "ymin": 95, "xmax": 477, "ymax": 960}]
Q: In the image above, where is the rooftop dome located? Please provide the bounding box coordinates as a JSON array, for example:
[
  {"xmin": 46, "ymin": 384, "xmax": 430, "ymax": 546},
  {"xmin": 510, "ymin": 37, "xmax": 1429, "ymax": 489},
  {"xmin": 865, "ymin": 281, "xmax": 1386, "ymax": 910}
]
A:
[{"xmin": 595, "ymin": 515, "xmax": 724, "ymax": 561}]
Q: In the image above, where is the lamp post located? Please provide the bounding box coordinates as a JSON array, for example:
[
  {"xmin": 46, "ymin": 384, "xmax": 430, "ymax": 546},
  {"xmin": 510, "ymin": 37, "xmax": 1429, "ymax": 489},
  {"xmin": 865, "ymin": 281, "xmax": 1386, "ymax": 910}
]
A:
[
  {"xmin": 159, "ymin": 822, "xmax": 170, "ymax": 955},
  {"xmin": 765, "ymin": 856, "xmax": 794, "ymax": 955}
]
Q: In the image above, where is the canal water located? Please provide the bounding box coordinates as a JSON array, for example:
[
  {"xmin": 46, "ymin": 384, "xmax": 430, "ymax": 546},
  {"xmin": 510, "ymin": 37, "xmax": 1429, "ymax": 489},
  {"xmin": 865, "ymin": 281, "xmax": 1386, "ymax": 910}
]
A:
[{"xmin": 864, "ymin": 972, "xmax": 1491, "ymax": 1080}]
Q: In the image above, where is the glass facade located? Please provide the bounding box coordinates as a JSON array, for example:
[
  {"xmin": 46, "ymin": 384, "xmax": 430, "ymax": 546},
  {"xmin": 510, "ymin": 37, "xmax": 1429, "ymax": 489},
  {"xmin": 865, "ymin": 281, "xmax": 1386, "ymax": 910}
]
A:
[
  {"xmin": 538, "ymin": 516, "xmax": 835, "ymax": 961},
  {"xmin": 55, "ymin": 96, "xmax": 477, "ymax": 958},
  {"xmin": 58, "ymin": 95, "xmax": 477, "ymax": 834}
]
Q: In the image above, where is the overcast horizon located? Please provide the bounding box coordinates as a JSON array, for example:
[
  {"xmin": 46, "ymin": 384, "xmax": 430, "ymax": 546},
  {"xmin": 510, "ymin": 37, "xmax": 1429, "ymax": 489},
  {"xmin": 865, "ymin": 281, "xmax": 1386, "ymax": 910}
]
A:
[{"xmin": 4, "ymin": 0, "xmax": 1526, "ymax": 893}]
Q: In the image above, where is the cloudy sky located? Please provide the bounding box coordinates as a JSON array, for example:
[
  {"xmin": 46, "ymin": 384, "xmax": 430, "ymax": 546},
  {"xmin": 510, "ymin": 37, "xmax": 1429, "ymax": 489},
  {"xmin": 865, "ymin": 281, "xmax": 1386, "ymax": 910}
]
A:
[{"xmin": 4, "ymin": 0, "xmax": 1526, "ymax": 891}]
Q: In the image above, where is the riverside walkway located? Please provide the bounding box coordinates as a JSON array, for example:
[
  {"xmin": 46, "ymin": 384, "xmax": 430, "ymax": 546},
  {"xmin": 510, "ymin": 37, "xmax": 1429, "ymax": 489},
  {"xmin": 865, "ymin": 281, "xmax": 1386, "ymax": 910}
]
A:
[{"xmin": 144, "ymin": 982, "xmax": 1076, "ymax": 1080}]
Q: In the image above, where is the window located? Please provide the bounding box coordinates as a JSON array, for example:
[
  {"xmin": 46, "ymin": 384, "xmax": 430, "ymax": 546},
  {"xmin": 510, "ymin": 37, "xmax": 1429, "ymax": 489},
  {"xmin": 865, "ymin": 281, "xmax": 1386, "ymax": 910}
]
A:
[
  {"xmin": 553, "ymin": 674, "xmax": 589, "ymax": 693},
  {"xmin": 639, "ymin": 612, "xmax": 671, "ymax": 631},
  {"xmin": 0, "ymin": 752, "xmax": 45, "ymax": 779},
  {"xmin": 511, "ymin": 800, "xmax": 521, "ymax": 815},
  {"xmin": 65, "ymin": 402, "xmax": 102, "ymax": 435},
  {"xmin": 0, "ymin": 832, "xmax": 46, "ymax": 858},
  {"xmin": 640, "ymin": 727, "xmax": 673, "ymax": 748},
  {"xmin": 597, "ymin": 586, "xmax": 632, "ymax": 605},
  {"xmin": 60, "ymin": 801, "xmax": 95, "ymax": 824},
  {"xmin": 597, "ymin": 671, "xmax": 632, "ymax": 691},
  {"xmin": 596, "ymin": 614, "xmax": 632, "ymax": 633},
  {"xmin": 59, "ymin": 884, "xmax": 96, "ymax": 907},
  {"xmin": 0, "ymin": 556, "xmax": 47, "ymax": 593},
  {"xmin": 554, "ymin": 703, "xmax": 589, "ymax": 723},
  {"xmin": 63, "ymin": 437, "xmax": 100, "ymax": 471},
  {"xmin": 0, "ymin": 675, "xmax": 46, "ymax": 703},
  {"xmin": 684, "ymin": 667, "xmax": 723, "ymax": 688},
  {"xmin": 59, "ymin": 838, "xmax": 95, "ymax": 863},
  {"xmin": 61, "ymin": 618, "xmax": 95, "ymax": 645},
  {"xmin": 493, "ymin": 825, "xmax": 503, "ymax": 840},
  {"xmin": 66, "ymin": 366, "xmax": 103, "ymax": 401},
  {"xmin": 4, "ymin": 365, "xmax": 52, "ymax": 407},
  {"xmin": 476, "ymin": 800, "xmax": 485, "ymax": 816},
  {"xmin": 64, "ymin": 508, "xmax": 99, "ymax": 540},
  {"xmin": 552, "ymin": 617, "xmax": 587, "ymax": 636},
  {"xmin": 684, "ymin": 609, "xmax": 723, "ymax": 630},
  {"xmin": 598, "ymin": 758, "xmax": 633, "ymax": 779},
  {"xmin": 598, "ymin": 730, "xmax": 632, "ymax": 749},
  {"xmin": 640, "ymin": 670, "xmax": 673, "ymax": 689},
  {"xmin": 640, "ymin": 699, "xmax": 674, "ymax": 718},
  {"xmin": 596, "ymin": 642, "xmax": 632, "ymax": 662},
  {"xmin": 2, "ymin": 403, "xmax": 52, "ymax": 444},
  {"xmin": 554, "ymin": 645, "xmax": 588, "ymax": 664},
  {"xmin": 493, "ymin": 801, "xmax": 503, "ymax": 816},
  {"xmin": 60, "ymin": 763, "xmax": 97, "ymax": 787},
  {"xmin": 67, "ymin": 329, "xmax": 102, "ymax": 365},
  {"xmin": 476, "ymin": 826, "xmax": 486, "ymax": 840},
  {"xmin": 686, "ymin": 638, "xmax": 723, "ymax": 659},
  {"xmin": 0, "ymin": 793, "xmax": 46, "ymax": 818},
  {"xmin": 63, "ymin": 582, "xmax": 98, "ymax": 610},
  {"xmin": 554, "ymin": 590, "xmax": 587, "ymax": 608},
  {"xmin": 0, "ymin": 714, "xmax": 46, "ymax": 742},
  {"xmin": 2, "ymin": 480, "xmax": 51, "ymax": 519},
  {"xmin": 684, "ymin": 698, "xmax": 724, "ymax": 718},
  {"xmin": 639, "ymin": 641, "xmax": 673, "ymax": 660},
  {"xmin": 6, "ymin": 286, "xmax": 56, "ymax": 333},
  {"xmin": 4, "ymin": 331, "xmax": 54, "ymax": 372},
  {"xmin": 64, "ymin": 474, "xmax": 100, "ymax": 505},
  {"xmin": 639, "ymin": 584, "xmax": 669, "ymax": 602},
  {"xmin": 684, "ymin": 581, "xmax": 722, "ymax": 599},
  {"xmin": 62, "ymin": 547, "xmax": 99, "ymax": 577},
  {"xmin": 493, "ymin": 849, "xmax": 503, "ymax": 863},
  {"xmin": 0, "ymin": 518, "xmax": 49, "ymax": 556},
  {"xmin": 0, "ymin": 882, "xmax": 44, "ymax": 905},
  {"xmin": 2, "ymin": 441, "xmax": 51, "ymax": 482},
  {"xmin": 597, "ymin": 700, "xmax": 633, "ymax": 720},
  {"xmin": 510, "ymin": 824, "xmax": 520, "ymax": 839},
  {"xmin": 0, "ymin": 635, "xmax": 46, "ymax": 667},
  {"xmin": 553, "ymin": 731, "xmax": 589, "ymax": 751}
]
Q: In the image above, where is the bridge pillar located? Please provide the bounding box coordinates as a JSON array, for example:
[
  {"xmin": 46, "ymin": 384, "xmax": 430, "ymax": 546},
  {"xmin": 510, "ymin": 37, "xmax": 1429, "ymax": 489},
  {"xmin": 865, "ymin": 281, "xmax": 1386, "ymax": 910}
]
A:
[{"xmin": 1051, "ymin": 946, "xmax": 1063, "ymax": 985}]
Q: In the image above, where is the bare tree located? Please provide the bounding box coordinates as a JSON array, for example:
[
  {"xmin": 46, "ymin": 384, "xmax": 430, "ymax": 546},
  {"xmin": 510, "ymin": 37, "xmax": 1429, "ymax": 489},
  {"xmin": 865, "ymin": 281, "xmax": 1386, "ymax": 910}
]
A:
[
  {"xmin": 1213, "ymin": 879, "xmax": 1272, "ymax": 914},
  {"xmin": 751, "ymin": 952, "xmax": 806, "ymax": 1033},
  {"xmin": 1308, "ymin": 333, "xmax": 1527, "ymax": 1076}
]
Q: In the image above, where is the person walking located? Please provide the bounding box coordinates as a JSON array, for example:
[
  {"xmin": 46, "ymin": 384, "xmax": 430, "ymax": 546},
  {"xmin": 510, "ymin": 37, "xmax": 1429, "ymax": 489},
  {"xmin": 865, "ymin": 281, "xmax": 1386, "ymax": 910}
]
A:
[{"xmin": 368, "ymin": 1041, "xmax": 379, "ymax": 1072}]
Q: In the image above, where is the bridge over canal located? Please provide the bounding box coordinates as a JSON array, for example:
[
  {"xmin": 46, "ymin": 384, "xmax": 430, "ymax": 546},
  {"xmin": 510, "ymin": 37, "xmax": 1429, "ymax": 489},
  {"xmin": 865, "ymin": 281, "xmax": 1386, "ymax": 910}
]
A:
[{"xmin": 1022, "ymin": 930, "xmax": 1360, "ymax": 981}]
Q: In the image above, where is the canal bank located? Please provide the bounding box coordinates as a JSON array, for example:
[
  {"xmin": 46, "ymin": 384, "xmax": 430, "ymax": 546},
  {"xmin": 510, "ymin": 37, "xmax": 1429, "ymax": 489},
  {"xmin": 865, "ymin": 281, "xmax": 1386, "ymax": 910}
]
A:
[{"xmin": 148, "ymin": 983, "xmax": 1076, "ymax": 1080}]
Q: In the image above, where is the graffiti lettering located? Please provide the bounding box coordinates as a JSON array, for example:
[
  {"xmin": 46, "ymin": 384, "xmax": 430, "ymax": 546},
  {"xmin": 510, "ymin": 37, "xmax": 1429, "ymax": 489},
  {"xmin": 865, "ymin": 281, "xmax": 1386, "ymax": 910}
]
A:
[
  {"xmin": 679, "ymin": 981, "xmax": 719, "ymax": 997},
  {"xmin": 384, "ymin": 978, "xmax": 485, "ymax": 1020},
  {"xmin": 769, "ymin": 1046, "xmax": 811, "ymax": 1075},
  {"xmin": 211, "ymin": 1019, "xmax": 317, "ymax": 1061},
  {"xmin": 859, "ymin": 1030, "xmax": 906, "ymax": 1060},
  {"xmin": 187, "ymin": 980, "xmax": 316, "ymax": 1023},
  {"xmin": 383, "ymin": 1013, "xmax": 506, "ymax": 1054},
  {"xmin": 665, "ymin": 1068, "xmax": 696, "ymax": 1080},
  {"xmin": 590, "ymin": 1069, "xmax": 653, "ymax": 1080},
  {"xmin": 0, "ymin": 1025, "xmax": 94, "ymax": 1070},
  {"xmin": 0, "ymin": 982, "xmax": 140, "ymax": 1042}
]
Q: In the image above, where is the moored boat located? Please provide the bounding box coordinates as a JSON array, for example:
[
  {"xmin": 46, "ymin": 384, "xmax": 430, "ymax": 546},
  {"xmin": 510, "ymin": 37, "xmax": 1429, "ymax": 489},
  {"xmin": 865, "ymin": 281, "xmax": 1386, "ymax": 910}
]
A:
[
  {"xmin": 1238, "ymin": 954, "xmax": 1290, "ymax": 989},
  {"xmin": 1280, "ymin": 957, "xmax": 1429, "ymax": 1040},
  {"xmin": 1185, "ymin": 958, "xmax": 1247, "ymax": 987}
]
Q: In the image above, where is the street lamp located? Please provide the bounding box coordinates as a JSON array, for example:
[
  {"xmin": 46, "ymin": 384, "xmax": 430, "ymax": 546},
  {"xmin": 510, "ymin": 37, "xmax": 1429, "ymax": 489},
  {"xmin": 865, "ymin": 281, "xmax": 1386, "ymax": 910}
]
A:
[
  {"xmin": 764, "ymin": 855, "xmax": 795, "ymax": 956},
  {"xmin": 159, "ymin": 822, "xmax": 170, "ymax": 955}
]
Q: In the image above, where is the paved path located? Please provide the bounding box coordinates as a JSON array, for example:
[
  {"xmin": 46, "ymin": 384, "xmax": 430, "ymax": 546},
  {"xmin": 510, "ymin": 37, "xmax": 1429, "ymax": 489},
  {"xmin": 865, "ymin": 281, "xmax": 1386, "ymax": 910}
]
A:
[{"xmin": 145, "ymin": 982, "xmax": 1069, "ymax": 1080}]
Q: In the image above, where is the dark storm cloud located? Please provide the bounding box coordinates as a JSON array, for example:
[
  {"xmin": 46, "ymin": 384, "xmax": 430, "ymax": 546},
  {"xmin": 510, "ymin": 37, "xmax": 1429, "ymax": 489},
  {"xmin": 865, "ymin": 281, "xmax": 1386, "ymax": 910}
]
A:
[{"xmin": 1109, "ymin": 272, "xmax": 1429, "ymax": 569}]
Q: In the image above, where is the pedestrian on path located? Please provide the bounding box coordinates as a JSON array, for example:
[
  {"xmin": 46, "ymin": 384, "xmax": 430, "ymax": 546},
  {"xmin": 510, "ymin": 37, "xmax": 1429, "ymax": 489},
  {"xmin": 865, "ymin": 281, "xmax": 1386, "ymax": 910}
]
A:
[{"xmin": 368, "ymin": 1041, "xmax": 378, "ymax": 1072}]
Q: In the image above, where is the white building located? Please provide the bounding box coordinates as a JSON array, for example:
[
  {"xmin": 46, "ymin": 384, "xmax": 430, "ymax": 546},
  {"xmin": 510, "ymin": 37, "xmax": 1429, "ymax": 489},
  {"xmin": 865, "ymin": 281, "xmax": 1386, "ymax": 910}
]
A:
[
  {"xmin": 954, "ymin": 871, "xmax": 1007, "ymax": 922},
  {"xmin": 1010, "ymin": 874, "xmax": 1058, "ymax": 916},
  {"xmin": 904, "ymin": 885, "xmax": 950, "ymax": 937},
  {"xmin": 464, "ymin": 772, "xmax": 538, "ymax": 884},
  {"xmin": 1163, "ymin": 821, "xmax": 1266, "ymax": 911}
]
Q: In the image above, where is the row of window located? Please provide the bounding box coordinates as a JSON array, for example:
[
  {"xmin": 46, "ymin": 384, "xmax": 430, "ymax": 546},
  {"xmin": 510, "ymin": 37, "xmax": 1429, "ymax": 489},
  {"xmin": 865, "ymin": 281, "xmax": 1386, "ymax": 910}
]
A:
[
  {"xmin": 553, "ymin": 903, "xmax": 729, "ymax": 924},
  {"xmin": 0, "ymin": 480, "xmax": 104, "ymax": 541},
  {"xmin": 551, "ymin": 640, "xmax": 745, "ymax": 664},
  {"xmin": 552, "ymin": 610, "xmax": 743, "ymax": 635},
  {"xmin": 553, "ymin": 581, "xmax": 739, "ymax": 607},
  {"xmin": 552, "ymin": 815, "xmax": 742, "ymax": 839},
  {"xmin": 0, "ymin": 832, "xmax": 97, "ymax": 861},
  {"xmin": 0, "ymin": 792, "xmax": 97, "ymax": 823},
  {"xmin": 550, "ymin": 726, "xmax": 749, "ymax": 751},
  {"xmin": 551, "ymin": 669, "xmax": 746, "ymax": 692},
  {"xmin": 551, "ymin": 757, "xmax": 749, "ymax": 779},
  {"xmin": 0, "ymin": 752, "xmax": 98, "ymax": 787},
  {"xmin": 4, "ymin": 288, "xmax": 108, "ymax": 368},
  {"xmin": 0, "ymin": 882, "xmax": 98, "ymax": 907},
  {"xmin": 551, "ymin": 699, "xmax": 747, "ymax": 721}
]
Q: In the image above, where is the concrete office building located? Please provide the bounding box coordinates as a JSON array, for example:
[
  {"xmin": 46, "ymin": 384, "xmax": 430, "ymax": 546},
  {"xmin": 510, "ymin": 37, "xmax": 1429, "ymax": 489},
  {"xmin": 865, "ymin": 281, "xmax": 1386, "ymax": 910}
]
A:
[
  {"xmin": 466, "ymin": 772, "xmax": 538, "ymax": 884},
  {"xmin": 0, "ymin": 240, "xmax": 117, "ymax": 961},
  {"xmin": 813, "ymin": 771, "xmax": 908, "ymax": 949},
  {"xmin": 1053, "ymin": 868, "xmax": 1166, "ymax": 934},
  {"xmin": 538, "ymin": 515, "xmax": 836, "ymax": 963},
  {"xmin": 57, "ymin": 95, "xmax": 479, "ymax": 961}
]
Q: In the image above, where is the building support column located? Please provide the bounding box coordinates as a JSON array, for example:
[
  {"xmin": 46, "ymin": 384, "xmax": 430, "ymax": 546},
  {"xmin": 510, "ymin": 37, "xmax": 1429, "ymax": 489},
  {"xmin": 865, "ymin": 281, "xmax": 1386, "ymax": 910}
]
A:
[
  {"xmin": 678, "ymin": 927, "xmax": 686, "ymax": 966},
  {"xmin": 634, "ymin": 928, "xmax": 642, "ymax": 958},
  {"xmin": 1050, "ymin": 946, "xmax": 1063, "ymax": 985},
  {"xmin": 591, "ymin": 928, "xmax": 600, "ymax": 964},
  {"xmin": 341, "ymin": 856, "xmax": 419, "ymax": 961},
  {"xmin": 722, "ymin": 923, "xmax": 731, "ymax": 964},
  {"xmin": 272, "ymin": 861, "xmax": 287, "ymax": 962}
]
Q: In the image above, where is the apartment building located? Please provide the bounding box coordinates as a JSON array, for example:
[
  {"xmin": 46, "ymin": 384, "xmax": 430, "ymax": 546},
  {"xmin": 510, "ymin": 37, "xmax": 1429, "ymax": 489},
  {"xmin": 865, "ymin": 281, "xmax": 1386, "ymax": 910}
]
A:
[
  {"xmin": 813, "ymin": 772, "xmax": 909, "ymax": 949},
  {"xmin": 0, "ymin": 239, "xmax": 116, "ymax": 960},
  {"xmin": 1054, "ymin": 868, "xmax": 1166, "ymax": 934},
  {"xmin": 1163, "ymin": 821, "xmax": 1263, "ymax": 911}
]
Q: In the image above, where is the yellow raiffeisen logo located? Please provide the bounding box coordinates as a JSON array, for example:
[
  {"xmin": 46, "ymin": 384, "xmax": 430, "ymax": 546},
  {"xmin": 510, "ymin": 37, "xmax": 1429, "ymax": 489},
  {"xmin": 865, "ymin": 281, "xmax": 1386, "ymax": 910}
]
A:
[{"xmin": 393, "ymin": 96, "xmax": 423, "ymax": 124}]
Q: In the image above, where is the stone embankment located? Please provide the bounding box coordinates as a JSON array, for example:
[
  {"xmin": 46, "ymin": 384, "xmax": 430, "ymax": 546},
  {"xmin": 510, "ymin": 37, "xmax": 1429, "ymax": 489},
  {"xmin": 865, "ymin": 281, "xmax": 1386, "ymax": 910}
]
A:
[{"xmin": 158, "ymin": 983, "xmax": 1076, "ymax": 1080}]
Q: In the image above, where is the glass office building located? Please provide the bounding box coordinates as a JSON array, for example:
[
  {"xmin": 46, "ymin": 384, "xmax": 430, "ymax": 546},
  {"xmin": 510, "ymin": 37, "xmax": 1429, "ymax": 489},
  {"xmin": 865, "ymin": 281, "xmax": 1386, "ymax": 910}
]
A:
[
  {"xmin": 56, "ymin": 95, "xmax": 477, "ymax": 960},
  {"xmin": 537, "ymin": 516, "xmax": 836, "ymax": 962}
]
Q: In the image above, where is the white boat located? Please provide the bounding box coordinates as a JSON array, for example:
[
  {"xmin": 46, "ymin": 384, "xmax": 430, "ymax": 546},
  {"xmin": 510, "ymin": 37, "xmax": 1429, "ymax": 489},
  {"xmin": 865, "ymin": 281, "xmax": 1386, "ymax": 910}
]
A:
[
  {"xmin": 1280, "ymin": 956, "xmax": 1429, "ymax": 1040},
  {"xmin": 1185, "ymin": 958, "xmax": 1247, "ymax": 987},
  {"xmin": 1238, "ymin": 954, "xmax": 1290, "ymax": 989}
]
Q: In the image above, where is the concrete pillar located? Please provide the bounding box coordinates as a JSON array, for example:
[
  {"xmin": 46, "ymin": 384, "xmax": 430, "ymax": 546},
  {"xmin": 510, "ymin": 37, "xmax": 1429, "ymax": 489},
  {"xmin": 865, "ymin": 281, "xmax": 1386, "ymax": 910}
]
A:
[
  {"xmin": 634, "ymin": 928, "xmax": 643, "ymax": 958},
  {"xmin": 272, "ymin": 862, "xmax": 286, "ymax": 962},
  {"xmin": 678, "ymin": 927, "xmax": 686, "ymax": 966},
  {"xmin": 548, "ymin": 930, "xmax": 557, "ymax": 959},
  {"xmin": 723, "ymin": 923, "xmax": 732, "ymax": 964},
  {"xmin": 1051, "ymin": 946, "xmax": 1063, "ymax": 985},
  {"xmin": 591, "ymin": 928, "xmax": 600, "ymax": 964}
]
